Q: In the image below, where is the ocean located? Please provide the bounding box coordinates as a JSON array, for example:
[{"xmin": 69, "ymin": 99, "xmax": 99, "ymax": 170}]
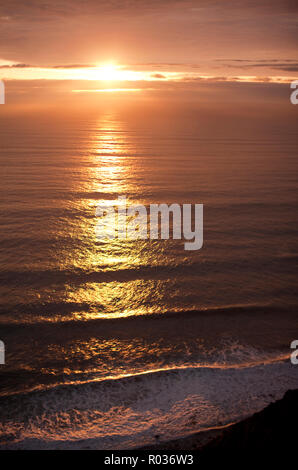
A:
[{"xmin": 0, "ymin": 103, "xmax": 298, "ymax": 449}]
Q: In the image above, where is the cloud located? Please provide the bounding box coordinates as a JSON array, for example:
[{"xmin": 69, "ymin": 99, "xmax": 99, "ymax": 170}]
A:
[
  {"xmin": 151, "ymin": 73, "xmax": 166, "ymax": 79},
  {"xmin": 0, "ymin": 62, "xmax": 95, "ymax": 69},
  {"xmin": 0, "ymin": 63, "xmax": 32, "ymax": 68},
  {"xmin": 217, "ymin": 59, "xmax": 298, "ymax": 73},
  {"xmin": 52, "ymin": 64, "xmax": 94, "ymax": 69}
]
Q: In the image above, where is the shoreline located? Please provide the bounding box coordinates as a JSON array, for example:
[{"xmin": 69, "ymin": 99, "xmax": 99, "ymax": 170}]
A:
[
  {"xmin": 138, "ymin": 389, "xmax": 298, "ymax": 456},
  {"xmin": 137, "ymin": 423, "xmax": 234, "ymax": 451}
]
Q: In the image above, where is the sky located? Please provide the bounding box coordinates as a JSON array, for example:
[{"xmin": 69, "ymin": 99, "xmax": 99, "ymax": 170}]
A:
[{"xmin": 0, "ymin": 0, "xmax": 297, "ymax": 105}]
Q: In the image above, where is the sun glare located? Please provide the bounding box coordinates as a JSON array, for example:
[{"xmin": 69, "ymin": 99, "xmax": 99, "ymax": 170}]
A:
[
  {"xmin": 96, "ymin": 64, "xmax": 120, "ymax": 81},
  {"xmin": 85, "ymin": 63, "xmax": 144, "ymax": 82}
]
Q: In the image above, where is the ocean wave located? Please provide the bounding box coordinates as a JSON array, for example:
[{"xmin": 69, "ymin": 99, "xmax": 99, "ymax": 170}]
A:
[
  {"xmin": 1, "ymin": 253, "xmax": 297, "ymax": 288},
  {"xmin": 1, "ymin": 360, "xmax": 298, "ymax": 450},
  {"xmin": 0, "ymin": 302, "xmax": 294, "ymax": 327}
]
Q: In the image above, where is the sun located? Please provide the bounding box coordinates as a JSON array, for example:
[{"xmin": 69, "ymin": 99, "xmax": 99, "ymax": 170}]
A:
[
  {"xmin": 95, "ymin": 63, "xmax": 120, "ymax": 81},
  {"xmin": 82, "ymin": 63, "xmax": 145, "ymax": 82}
]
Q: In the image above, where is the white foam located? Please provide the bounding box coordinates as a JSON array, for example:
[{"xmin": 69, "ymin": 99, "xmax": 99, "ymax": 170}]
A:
[{"xmin": 1, "ymin": 359, "xmax": 298, "ymax": 449}]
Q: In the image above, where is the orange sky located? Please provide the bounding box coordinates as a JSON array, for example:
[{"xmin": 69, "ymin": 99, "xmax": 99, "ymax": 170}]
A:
[{"xmin": 0, "ymin": 0, "xmax": 297, "ymax": 102}]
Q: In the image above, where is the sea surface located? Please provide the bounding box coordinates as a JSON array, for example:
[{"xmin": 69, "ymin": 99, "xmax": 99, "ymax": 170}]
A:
[{"xmin": 0, "ymin": 106, "xmax": 298, "ymax": 449}]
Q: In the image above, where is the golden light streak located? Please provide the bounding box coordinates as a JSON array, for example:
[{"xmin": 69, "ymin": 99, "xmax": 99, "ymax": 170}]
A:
[
  {"xmin": 72, "ymin": 88, "xmax": 143, "ymax": 93},
  {"xmin": 0, "ymin": 60, "xmax": 294, "ymax": 84}
]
